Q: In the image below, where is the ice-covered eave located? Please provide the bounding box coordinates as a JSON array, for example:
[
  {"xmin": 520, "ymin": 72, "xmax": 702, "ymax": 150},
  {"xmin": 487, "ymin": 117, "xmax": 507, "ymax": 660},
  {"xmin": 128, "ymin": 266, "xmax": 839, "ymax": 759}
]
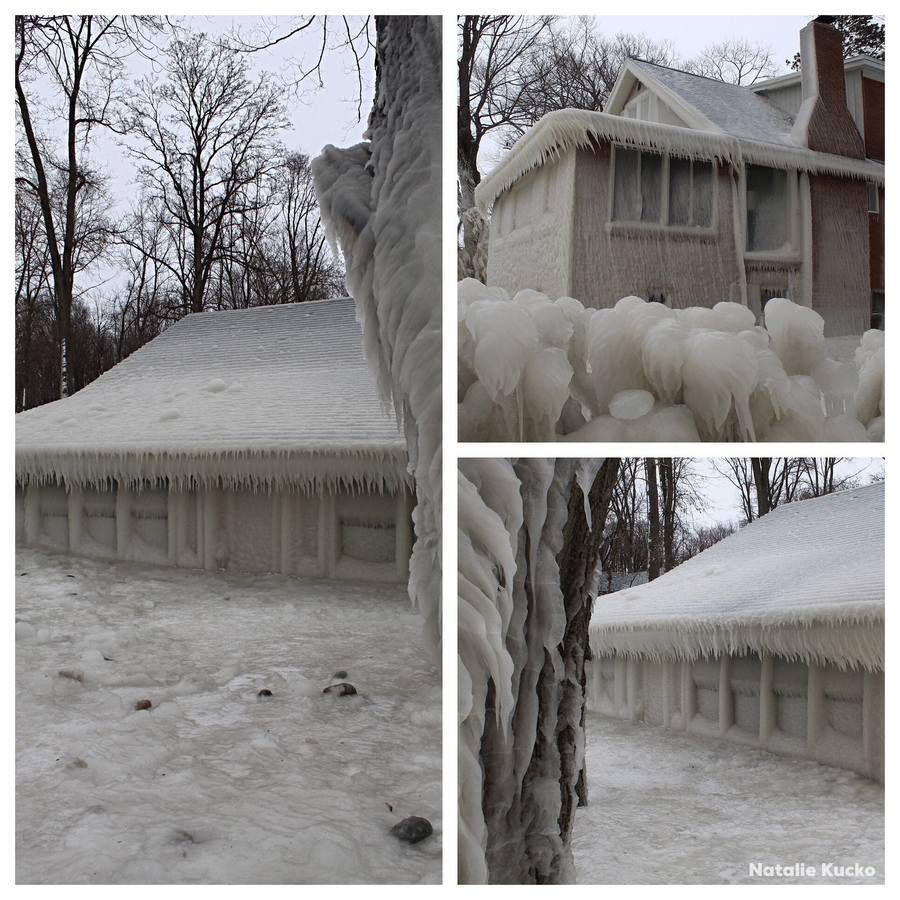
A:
[
  {"xmin": 16, "ymin": 443, "xmax": 411, "ymax": 495},
  {"xmin": 590, "ymin": 607, "xmax": 884, "ymax": 672},
  {"xmin": 475, "ymin": 109, "xmax": 885, "ymax": 212}
]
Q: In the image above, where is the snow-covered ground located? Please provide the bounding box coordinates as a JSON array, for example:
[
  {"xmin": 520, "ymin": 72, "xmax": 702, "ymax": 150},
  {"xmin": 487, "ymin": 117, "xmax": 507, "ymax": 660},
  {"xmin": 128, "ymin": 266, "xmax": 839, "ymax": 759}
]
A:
[
  {"xmin": 573, "ymin": 714, "xmax": 883, "ymax": 884},
  {"xmin": 16, "ymin": 548, "xmax": 441, "ymax": 884}
]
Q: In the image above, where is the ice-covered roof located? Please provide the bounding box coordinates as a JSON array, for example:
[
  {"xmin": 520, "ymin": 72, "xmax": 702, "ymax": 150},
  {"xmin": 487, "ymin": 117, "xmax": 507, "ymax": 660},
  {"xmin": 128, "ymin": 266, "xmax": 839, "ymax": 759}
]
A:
[
  {"xmin": 590, "ymin": 482, "xmax": 884, "ymax": 670},
  {"xmin": 475, "ymin": 109, "xmax": 884, "ymax": 214},
  {"xmin": 625, "ymin": 58, "xmax": 797, "ymax": 146},
  {"xmin": 16, "ymin": 298, "xmax": 409, "ymax": 493}
]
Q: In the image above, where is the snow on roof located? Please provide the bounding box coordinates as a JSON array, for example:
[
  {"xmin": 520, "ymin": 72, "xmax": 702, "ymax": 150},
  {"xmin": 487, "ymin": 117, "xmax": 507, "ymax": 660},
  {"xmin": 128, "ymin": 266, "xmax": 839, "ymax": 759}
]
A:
[
  {"xmin": 626, "ymin": 59, "xmax": 797, "ymax": 146},
  {"xmin": 590, "ymin": 482, "xmax": 884, "ymax": 670},
  {"xmin": 16, "ymin": 298, "xmax": 409, "ymax": 493},
  {"xmin": 475, "ymin": 109, "xmax": 884, "ymax": 214}
]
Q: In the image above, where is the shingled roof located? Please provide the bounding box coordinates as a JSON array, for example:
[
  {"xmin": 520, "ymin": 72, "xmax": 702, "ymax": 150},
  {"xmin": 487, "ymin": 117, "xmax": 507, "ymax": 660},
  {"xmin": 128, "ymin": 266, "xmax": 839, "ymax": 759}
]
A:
[
  {"xmin": 625, "ymin": 58, "xmax": 797, "ymax": 146},
  {"xmin": 16, "ymin": 298, "xmax": 409, "ymax": 493},
  {"xmin": 590, "ymin": 482, "xmax": 884, "ymax": 670}
]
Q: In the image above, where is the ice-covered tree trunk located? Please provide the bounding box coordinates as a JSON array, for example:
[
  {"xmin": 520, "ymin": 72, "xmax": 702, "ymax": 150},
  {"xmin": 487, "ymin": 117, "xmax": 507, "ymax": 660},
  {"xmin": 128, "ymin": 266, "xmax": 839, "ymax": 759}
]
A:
[
  {"xmin": 458, "ymin": 206, "xmax": 489, "ymax": 282},
  {"xmin": 312, "ymin": 16, "xmax": 442, "ymax": 645},
  {"xmin": 459, "ymin": 457, "xmax": 618, "ymax": 884}
]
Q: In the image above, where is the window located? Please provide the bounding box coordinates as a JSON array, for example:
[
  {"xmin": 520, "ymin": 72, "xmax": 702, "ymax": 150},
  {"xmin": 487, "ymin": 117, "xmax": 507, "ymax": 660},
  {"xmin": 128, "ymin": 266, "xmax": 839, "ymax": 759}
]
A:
[
  {"xmin": 612, "ymin": 147, "xmax": 713, "ymax": 228},
  {"xmin": 669, "ymin": 158, "xmax": 713, "ymax": 227},
  {"xmin": 746, "ymin": 165, "xmax": 787, "ymax": 252},
  {"xmin": 867, "ymin": 182, "xmax": 879, "ymax": 214},
  {"xmin": 871, "ymin": 290, "xmax": 884, "ymax": 330}
]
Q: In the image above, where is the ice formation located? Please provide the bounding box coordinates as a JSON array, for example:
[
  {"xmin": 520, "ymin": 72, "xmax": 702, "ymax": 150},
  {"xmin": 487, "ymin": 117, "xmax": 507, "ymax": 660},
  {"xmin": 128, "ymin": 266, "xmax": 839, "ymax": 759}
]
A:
[
  {"xmin": 459, "ymin": 458, "xmax": 603, "ymax": 884},
  {"xmin": 474, "ymin": 109, "xmax": 884, "ymax": 214},
  {"xmin": 313, "ymin": 17, "xmax": 442, "ymax": 646},
  {"xmin": 458, "ymin": 280, "xmax": 885, "ymax": 442},
  {"xmin": 590, "ymin": 482, "xmax": 885, "ymax": 670}
]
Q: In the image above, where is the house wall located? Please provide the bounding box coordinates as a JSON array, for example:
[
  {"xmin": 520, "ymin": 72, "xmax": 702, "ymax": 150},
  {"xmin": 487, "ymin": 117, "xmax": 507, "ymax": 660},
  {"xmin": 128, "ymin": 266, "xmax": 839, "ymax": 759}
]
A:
[
  {"xmin": 16, "ymin": 479, "xmax": 413, "ymax": 583},
  {"xmin": 587, "ymin": 651, "xmax": 884, "ymax": 782},
  {"xmin": 485, "ymin": 149, "xmax": 577, "ymax": 298},
  {"xmin": 570, "ymin": 145, "xmax": 743, "ymax": 309},
  {"xmin": 861, "ymin": 75, "xmax": 884, "ymax": 161},
  {"xmin": 809, "ymin": 174, "xmax": 872, "ymax": 337}
]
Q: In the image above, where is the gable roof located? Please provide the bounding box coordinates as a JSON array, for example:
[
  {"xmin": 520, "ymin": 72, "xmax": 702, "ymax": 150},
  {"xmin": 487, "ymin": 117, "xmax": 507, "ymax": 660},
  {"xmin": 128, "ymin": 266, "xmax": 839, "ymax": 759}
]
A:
[
  {"xmin": 590, "ymin": 482, "xmax": 884, "ymax": 670},
  {"xmin": 16, "ymin": 298, "xmax": 409, "ymax": 494},
  {"xmin": 613, "ymin": 58, "xmax": 797, "ymax": 147}
]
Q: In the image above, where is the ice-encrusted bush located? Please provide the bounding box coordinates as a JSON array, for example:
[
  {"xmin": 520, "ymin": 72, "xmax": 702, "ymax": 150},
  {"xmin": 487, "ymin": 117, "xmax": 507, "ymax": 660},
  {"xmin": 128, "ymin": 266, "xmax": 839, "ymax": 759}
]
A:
[{"xmin": 458, "ymin": 279, "xmax": 884, "ymax": 442}]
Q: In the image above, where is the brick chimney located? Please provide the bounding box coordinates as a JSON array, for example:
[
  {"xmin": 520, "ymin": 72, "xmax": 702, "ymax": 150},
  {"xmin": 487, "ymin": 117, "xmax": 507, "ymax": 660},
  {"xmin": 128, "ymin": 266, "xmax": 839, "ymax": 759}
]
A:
[{"xmin": 794, "ymin": 17, "xmax": 865, "ymax": 158}]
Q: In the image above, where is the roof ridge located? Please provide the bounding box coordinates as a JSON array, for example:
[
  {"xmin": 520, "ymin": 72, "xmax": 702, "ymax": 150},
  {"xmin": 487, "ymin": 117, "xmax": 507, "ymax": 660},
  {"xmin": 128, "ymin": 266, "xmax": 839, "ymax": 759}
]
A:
[
  {"xmin": 187, "ymin": 297, "xmax": 353, "ymax": 319},
  {"xmin": 628, "ymin": 56, "xmax": 756, "ymax": 88}
]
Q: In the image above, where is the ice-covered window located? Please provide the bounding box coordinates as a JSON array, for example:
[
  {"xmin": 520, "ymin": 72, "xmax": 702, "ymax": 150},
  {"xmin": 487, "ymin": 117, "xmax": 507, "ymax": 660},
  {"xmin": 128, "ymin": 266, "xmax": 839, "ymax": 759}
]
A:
[
  {"xmin": 613, "ymin": 148, "xmax": 664, "ymax": 223},
  {"xmin": 668, "ymin": 158, "xmax": 713, "ymax": 227},
  {"xmin": 612, "ymin": 147, "xmax": 712, "ymax": 228},
  {"xmin": 867, "ymin": 182, "xmax": 879, "ymax": 214},
  {"xmin": 871, "ymin": 290, "xmax": 884, "ymax": 330},
  {"xmin": 746, "ymin": 165, "xmax": 787, "ymax": 252}
]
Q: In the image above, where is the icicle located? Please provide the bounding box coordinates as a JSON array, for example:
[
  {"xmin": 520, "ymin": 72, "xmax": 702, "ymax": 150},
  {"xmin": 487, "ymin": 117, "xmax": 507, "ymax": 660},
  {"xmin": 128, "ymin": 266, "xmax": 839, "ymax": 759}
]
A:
[{"xmin": 475, "ymin": 109, "xmax": 884, "ymax": 215}]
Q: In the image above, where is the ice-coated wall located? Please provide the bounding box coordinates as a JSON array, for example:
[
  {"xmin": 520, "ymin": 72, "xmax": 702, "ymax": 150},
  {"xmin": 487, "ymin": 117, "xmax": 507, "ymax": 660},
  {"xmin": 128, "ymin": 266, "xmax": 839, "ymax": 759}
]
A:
[
  {"xmin": 571, "ymin": 147, "xmax": 743, "ymax": 309},
  {"xmin": 809, "ymin": 174, "xmax": 871, "ymax": 336},
  {"xmin": 588, "ymin": 651, "xmax": 884, "ymax": 782},
  {"xmin": 17, "ymin": 479, "xmax": 412, "ymax": 583},
  {"xmin": 484, "ymin": 137, "xmax": 880, "ymax": 338},
  {"xmin": 486, "ymin": 144, "xmax": 745, "ymax": 310},
  {"xmin": 486, "ymin": 150, "xmax": 577, "ymax": 299}
]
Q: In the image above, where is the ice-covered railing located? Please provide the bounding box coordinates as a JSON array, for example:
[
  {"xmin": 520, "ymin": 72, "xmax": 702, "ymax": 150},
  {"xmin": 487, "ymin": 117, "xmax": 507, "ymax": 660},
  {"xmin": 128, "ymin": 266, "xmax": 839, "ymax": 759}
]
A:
[
  {"xmin": 458, "ymin": 279, "xmax": 884, "ymax": 442},
  {"xmin": 474, "ymin": 109, "xmax": 885, "ymax": 214}
]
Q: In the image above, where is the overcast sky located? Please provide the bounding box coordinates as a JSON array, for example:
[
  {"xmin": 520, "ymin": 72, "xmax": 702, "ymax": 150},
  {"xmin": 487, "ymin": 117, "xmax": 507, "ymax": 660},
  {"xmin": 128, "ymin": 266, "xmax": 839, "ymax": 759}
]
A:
[{"xmin": 590, "ymin": 14, "xmax": 810, "ymax": 65}]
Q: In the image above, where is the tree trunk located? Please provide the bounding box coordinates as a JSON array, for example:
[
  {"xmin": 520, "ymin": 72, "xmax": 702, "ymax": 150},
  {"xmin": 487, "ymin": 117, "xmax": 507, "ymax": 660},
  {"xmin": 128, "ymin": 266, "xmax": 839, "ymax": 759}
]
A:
[
  {"xmin": 645, "ymin": 458, "xmax": 661, "ymax": 580},
  {"xmin": 659, "ymin": 458, "xmax": 676, "ymax": 572},
  {"xmin": 752, "ymin": 457, "xmax": 772, "ymax": 517},
  {"xmin": 556, "ymin": 460, "xmax": 619, "ymax": 828}
]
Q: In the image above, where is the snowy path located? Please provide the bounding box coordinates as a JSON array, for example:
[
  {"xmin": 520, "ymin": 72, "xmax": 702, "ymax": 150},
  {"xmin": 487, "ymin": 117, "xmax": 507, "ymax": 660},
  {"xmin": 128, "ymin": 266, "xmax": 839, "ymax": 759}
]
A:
[
  {"xmin": 573, "ymin": 714, "xmax": 883, "ymax": 884},
  {"xmin": 16, "ymin": 548, "xmax": 441, "ymax": 884}
]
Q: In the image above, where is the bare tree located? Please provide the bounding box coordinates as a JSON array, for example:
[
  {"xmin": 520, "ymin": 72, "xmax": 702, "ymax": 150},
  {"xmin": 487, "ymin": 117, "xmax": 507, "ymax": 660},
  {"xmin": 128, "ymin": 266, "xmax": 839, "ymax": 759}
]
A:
[
  {"xmin": 684, "ymin": 37, "xmax": 777, "ymax": 84},
  {"xmin": 122, "ymin": 32, "xmax": 287, "ymax": 315},
  {"xmin": 228, "ymin": 15, "xmax": 374, "ymax": 118},
  {"xmin": 714, "ymin": 458, "xmax": 805, "ymax": 522},
  {"xmin": 797, "ymin": 458, "xmax": 865, "ymax": 498},
  {"xmin": 15, "ymin": 14, "xmax": 163, "ymax": 396},
  {"xmin": 506, "ymin": 20, "xmax": 677, "ymax": 145}
]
